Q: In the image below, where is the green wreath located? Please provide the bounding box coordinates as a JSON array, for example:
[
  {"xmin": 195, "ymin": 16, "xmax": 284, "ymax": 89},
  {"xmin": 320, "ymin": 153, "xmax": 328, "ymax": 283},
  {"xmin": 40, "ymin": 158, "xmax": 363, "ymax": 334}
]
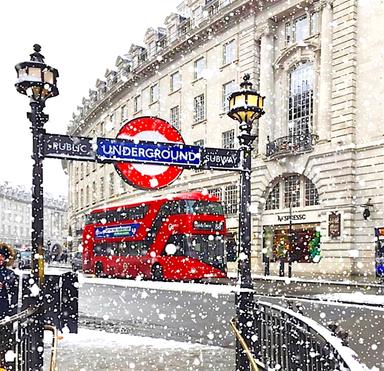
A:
[{"xmin": 308, "ymin": 231, "xmax": 321, "ymax": 263}]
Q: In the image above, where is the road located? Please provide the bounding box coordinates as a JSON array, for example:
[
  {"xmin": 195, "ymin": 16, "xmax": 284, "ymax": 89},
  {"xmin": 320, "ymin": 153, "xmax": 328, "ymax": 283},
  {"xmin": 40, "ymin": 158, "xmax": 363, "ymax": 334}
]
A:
[{"xmin": 79, "ymin": 277, "xmax": 384, "ymax": 370}]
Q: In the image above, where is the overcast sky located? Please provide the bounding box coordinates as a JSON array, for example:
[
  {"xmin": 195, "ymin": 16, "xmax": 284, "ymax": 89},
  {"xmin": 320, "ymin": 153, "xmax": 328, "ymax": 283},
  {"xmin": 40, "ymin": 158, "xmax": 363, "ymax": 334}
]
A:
[{"xmin": 0, "ymin": 0, "xmax": 180, "ymax": 197}]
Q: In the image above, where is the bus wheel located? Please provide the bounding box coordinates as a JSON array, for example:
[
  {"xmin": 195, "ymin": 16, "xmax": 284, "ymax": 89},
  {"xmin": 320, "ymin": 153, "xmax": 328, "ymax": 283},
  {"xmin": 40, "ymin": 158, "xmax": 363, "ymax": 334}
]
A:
[
  {"xmin": 151, "ymin": 264, "xmax": 164, "ymax": 281},
  {"xmin": 95, "ymin": 262, "xmax": 103, "ymax": 278}
]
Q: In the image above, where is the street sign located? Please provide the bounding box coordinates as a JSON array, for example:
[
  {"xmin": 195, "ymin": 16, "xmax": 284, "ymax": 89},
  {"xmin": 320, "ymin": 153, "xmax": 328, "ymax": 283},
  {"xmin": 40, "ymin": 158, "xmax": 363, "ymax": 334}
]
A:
[
  {"xmin": 114, "ymin": 117, "xmax": 186, "ymax": 190},
  {"xmin": 201, "ymin": 147, "xmax": 241, "ymax": 170},
  {"xmin": 96, "ymin": 138, "xmax": 200, "ymax": 167},
  {"xmin": 44, "ymin": 134, "xmax": 95, "ymax": 161}
]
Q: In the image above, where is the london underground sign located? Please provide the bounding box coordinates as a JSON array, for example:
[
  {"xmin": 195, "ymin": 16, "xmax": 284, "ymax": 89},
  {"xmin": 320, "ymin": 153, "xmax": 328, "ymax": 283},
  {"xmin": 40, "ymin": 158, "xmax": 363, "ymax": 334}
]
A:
[
  {"xmin": 43, "ymin": 116, "xmax": 242, "ymax": 190},
  {"xmin": 113, "ymin": 117, "xmax": 188, "ymax": 189}
]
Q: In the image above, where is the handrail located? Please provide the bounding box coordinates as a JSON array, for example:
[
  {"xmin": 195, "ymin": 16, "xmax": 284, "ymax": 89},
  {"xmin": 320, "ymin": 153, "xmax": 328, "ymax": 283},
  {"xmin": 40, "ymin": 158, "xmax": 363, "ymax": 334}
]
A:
[
  {"xmin": 230, "ymin": 318, "xmax": 260, "ymax": 371},
  {"xmin": 44, "ymin": 325, "xmax": 59, "ymax": 371},
  {"xmin": 251, "ymin": 300, "xmax": 369, "ymax": 371}
]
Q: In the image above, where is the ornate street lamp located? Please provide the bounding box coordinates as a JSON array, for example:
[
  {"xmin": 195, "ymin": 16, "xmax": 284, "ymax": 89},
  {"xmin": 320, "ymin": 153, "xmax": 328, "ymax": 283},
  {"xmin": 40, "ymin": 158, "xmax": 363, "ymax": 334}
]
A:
[
  {"xmin": 228, "ymin": 74, "xmax": 265, "ymax": 371},
  {"xmin": 15, "ymin": 44, "xmax": 59, "ymax": 370}
]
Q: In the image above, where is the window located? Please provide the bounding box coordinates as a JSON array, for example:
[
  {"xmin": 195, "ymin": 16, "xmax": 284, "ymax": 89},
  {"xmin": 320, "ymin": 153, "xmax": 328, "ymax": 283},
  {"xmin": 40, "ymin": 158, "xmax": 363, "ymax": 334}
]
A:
[
  {"xmin": 150, "ymin": 84, "xmax": 159, "ymax": 104},
  {"xmin": 120, "ymin": 178, "xmax": 126, "ymax": 193},
  {"xmin": 265, "ymin": 175, "xmax": 319, "ymax": 210},
  {"xmin": 284, "ymin": 175, "xmax": 300, "ymax": 208},
  {"xmin": 194, "ymin": 57, "xmax": 205, "ymax": 80},
  {"xmin": 193, "ymin": 94, "xmax": 205, "ymax": 123},
  {"xmin": 222, "ymin": 80, "xmax": 236, "ymax": 111},
  {"xmin": 169, "ymin": 25, "xmax": 176, "ymax": 42},
  {"xmin": 266, "ymin": 183, "xmax": 280, "ymax": 210},
  {"xmin": 85, "ymin": 185, "xmax": 90, "ymax": 206},
  {"xmin": 285, "ymin": 13, "xmax": 318, "ymax": 46},
  {"xmin": 109, "ymin": 173, "xmax": 114, "ymax": 197},
  {"xmin": 222, "ymin": 129, "xmax": 235, "ymax": 149},
  {"xmin": 92, "ymin": 181, "xmax": 96, "ymax": 204},
  {"xmin": 225, "ymin": 185, "xmax": 238, "ymax": 214},
  {"xmin": 170, "ymin": 71, "xmax": 181, "ymax": 92},
  {"xmin": 208, "ymin": 188, "xmax": 222, "ymax": 201},
  {"xmin": 107, "ymin": 113, "xmax": 114, "ymax": 131},
  {"xmin": 170, "ymin": 106, "xmax": 180, "ymax": 129},
  {"xmin": 134, "ymin": 95, "xmax": 141, "ymax": 112},
  {"xmin": 223, "ymin": 39, "xmax": 236, "ymax": 65},
  {"xmin": 80, "ymin": 189, "xmax": 84, "ymax": 208},
  {"xmin": 121, "ymin": 105, "xmax": 128, "ymax": 121},
  {"xmin": 288, "ymin": 62, "xmax": 314, "ymax": 140},
  {"xmin": 100, "ymin": 177, "xmax": 104, "ymax": 199},
  {"xmin": 305, "ymin": 178, "xmax": 319, "ymax": 206}
]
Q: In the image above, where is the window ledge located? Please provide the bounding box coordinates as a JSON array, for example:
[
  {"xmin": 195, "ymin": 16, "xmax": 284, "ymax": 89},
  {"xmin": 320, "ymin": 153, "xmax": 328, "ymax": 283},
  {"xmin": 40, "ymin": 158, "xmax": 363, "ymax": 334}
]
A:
[
  {"xmin": 219, "ymin": 60, "xmax": 238, "ymax": 71},
  {"xmin": 192, "ymin": 119, "xmax": 207, "ymax": 127},
  {"xmin": 169, "ymin": 88, "xmax": 181, "ymax": 96},
  {"xmin": 149, "ymin": 100, "xmax": 159, "ymax": 106},
  {"xmin": 191, "ymin": 77, "xmax": 205, "ymax": 85}
]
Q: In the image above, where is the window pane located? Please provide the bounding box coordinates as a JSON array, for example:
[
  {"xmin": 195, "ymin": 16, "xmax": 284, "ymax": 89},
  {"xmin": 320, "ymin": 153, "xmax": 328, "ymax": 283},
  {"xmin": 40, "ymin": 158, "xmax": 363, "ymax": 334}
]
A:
[
  {"xmin": 222, "ymin": 129, "xmax": 235, "ymax": 149},
  {"xmin": 223, "ymin": 40, "xmax": 236, "ymax": 64},
  {"xmin": 222, "ymin": 80, "xmax": 236, "ymax": 111},
  {"xmin": 266, "ymin": 183, "xmax": 280, "ymax": 210},
  {"xmin": 293, "ymin": 15, "xmax": 309, "ymax": 43},
  {"xmin": 284, "ymin": 175, "xmax": 300, "ymax": 208},
  {"xmin": 170, "ymin": 106, "xmax": 180, "ymax": 129},
  {"xmin": 288, "ymin": 62, "xmax": 314, "ymax": 143},
  {"xmin": 193, "ymin": 94, "xmax": 205, "ymax": 123},
  {"xmin": 194, "ymin": 57, "xmax": 205, "ymax": 79},
  {"xmin": 225, "ymin": 185, "xmax": 238, "ymax": 214}
]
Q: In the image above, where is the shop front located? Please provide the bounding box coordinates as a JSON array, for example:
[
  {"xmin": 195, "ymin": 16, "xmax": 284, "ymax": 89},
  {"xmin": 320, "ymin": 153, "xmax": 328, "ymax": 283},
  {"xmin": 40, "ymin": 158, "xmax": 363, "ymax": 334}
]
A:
[{"xmin": 262, "ymin": 209, "xmax": 321, "ymax": 268}]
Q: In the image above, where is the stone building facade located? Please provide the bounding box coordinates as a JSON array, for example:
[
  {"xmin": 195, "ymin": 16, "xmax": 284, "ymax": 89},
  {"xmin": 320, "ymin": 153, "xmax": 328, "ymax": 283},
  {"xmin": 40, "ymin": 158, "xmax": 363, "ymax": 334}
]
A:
[
  {"xmin": 0, "ymin": 182, "xmax": 68, "ymax": 250},
  {"xmin": 66, "ymin": 0, "xmax": 384, "ymax": 277}
]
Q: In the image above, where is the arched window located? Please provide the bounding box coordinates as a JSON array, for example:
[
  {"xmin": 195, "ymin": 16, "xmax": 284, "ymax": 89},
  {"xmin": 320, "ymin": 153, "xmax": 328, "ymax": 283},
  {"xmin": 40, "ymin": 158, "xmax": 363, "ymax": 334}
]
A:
[
  {"xmin": 265, "ymin": 174, "xmax": 318, "ymax": 210},
  {"xmin": 288, "ymin": 62, "xmax": 314, "ymax": 138}
]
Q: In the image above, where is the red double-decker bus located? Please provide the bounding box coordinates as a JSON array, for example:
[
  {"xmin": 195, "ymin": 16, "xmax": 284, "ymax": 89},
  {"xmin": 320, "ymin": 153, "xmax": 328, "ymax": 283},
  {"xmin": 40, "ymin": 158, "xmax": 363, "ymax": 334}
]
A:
[{"xmin": 82, "ymin": 192, "xmax": 229, "ymax": 281}]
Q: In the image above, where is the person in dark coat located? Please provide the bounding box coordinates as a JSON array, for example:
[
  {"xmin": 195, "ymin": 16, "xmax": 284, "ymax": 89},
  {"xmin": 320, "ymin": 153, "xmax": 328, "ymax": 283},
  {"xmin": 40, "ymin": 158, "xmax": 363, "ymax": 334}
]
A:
[{"xmin": 0, "ymin": 242, "xmax": 18, "ymax": 369}]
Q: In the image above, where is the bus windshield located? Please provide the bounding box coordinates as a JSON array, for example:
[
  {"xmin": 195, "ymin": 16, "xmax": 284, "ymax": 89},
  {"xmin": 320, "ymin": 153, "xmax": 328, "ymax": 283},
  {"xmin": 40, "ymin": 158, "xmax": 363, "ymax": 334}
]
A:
[{"xmin": 165, "ymin": 234, "xmax": 225, "ymax": 271}]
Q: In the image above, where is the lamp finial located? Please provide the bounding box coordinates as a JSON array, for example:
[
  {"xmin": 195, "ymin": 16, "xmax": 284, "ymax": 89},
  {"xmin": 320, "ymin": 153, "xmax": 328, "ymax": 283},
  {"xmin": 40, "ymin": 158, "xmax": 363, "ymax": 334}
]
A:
[
  {"xmin": 30, "ymin": 44, "xmax": 45, "ymax": 63},
  {"xmin": 240, "ymin": 73, "xmax": 253, "ymax": 90}
]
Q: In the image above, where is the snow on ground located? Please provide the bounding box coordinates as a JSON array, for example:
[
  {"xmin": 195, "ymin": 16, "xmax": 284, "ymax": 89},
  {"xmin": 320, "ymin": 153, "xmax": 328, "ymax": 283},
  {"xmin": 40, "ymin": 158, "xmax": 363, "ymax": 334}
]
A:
[
  {"xmin": 227, "ymin": 272, "xmax": 383, "ymax": 287},
  {"xmin": 316, "ymin": 292, "xmax": 384, "ymax": 306},
  {"xmin": 78, "ymin": 273, "xmax": 245, "ymax": 296},
  {"xmin": 44, "ymin": 328, "xmax": 234, "ymax": 371}
]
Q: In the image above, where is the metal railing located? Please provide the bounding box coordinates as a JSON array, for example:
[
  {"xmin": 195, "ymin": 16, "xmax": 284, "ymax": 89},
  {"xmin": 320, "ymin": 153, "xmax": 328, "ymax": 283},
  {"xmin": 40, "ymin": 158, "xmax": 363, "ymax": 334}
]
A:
[
  {"xmin": 238, "ymin": 300, "xmax": 368, "ymax": 371},
  {"xmin": 266, "ymin": 133, "xmax": 315, "ymax": 158},
  {"xmin": 0, "ymin": 306, "xmax": 39, "ymax": 371}
]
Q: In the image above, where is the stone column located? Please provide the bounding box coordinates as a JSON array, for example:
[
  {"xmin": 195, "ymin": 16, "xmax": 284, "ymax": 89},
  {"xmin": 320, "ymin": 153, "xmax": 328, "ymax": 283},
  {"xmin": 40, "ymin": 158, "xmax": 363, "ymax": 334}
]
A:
[
  {"xmin": 317, "ymin": 0, "xmax": 333, "ymax": 143},
  {"xmin": 258, "ymin": 21, "xmax": 276, "ymax": 156}
]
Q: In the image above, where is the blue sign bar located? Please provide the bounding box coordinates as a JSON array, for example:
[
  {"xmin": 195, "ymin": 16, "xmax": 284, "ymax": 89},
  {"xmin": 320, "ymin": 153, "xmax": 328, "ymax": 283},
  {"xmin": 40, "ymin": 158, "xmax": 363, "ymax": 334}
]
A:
[
  {"xmin": 97, "ymin": 138, "xmax": 201, "ymax": 167},
  {"xmin": 94, "ymin": 223, "xmax": 140, "ymax": 239}
]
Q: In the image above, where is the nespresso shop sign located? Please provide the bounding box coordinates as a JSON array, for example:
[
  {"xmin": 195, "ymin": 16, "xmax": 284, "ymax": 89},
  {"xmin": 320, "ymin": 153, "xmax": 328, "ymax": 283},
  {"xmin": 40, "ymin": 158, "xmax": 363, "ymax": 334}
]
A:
[
  {"xmin": 277, "ymin": 214, "xmax": 306, "ymax": 222},
  {"xmin": 263, "ymin": 210, "xmax": 319, "ymax": 226}
]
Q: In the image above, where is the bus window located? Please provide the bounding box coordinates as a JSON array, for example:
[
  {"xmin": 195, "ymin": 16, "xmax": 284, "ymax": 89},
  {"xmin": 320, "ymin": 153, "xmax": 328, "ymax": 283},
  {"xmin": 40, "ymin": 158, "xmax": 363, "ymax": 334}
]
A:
[
  {"xmin": 94, "ymin": 243, "xmax": 117, "ymax": 256},
  {"xmin": 164, "ymin": 234, "xmax": 187, "ymax": 256},
  {"xmin": 118, "ymin": 241, "xmax": 148, "ymax": 257},
  {"xmin": 189, "ymin": 235, "xmax": 225, "ymax": 270},
  {"xmin": 185, "ymin": 200, "xmax": 223, "ymax": 215}
]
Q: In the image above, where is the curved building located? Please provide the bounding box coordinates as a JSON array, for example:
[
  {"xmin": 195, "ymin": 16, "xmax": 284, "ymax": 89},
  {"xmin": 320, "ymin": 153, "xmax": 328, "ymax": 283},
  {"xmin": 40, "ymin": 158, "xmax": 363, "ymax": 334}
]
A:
[{"xmin": 66, "ymin": 0, "xmax": 384, "ymax": 278}]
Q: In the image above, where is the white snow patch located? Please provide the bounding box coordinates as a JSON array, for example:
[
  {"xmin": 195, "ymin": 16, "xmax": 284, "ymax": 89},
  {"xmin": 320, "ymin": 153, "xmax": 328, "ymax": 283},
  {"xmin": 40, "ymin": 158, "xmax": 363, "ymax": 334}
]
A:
[
  {"xmin": 79, "ymin": 273, "xmax": 249, "ymax": 296},
  {"xmin": 56, "ymin": 328, "xmax": 224, "ymax": 350},
  {"xmin": 316, "ymin": 293, "xmax": 384, "ymax": 306}
]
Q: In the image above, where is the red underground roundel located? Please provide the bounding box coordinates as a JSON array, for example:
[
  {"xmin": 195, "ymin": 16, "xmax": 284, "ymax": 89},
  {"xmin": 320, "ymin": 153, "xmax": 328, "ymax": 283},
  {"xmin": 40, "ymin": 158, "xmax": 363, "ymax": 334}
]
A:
[{"xmin": 114, "ymin": 116, "xmax": 185, "ymax": 190}]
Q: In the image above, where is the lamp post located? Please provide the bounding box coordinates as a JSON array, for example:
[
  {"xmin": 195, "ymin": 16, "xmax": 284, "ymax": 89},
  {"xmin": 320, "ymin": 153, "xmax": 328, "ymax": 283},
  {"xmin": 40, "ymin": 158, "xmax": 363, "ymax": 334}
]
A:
[
  {"xmin": 15, "ymin": 44, "xmax": 59, "ymax": 370},
  {"xmin": 228, "ymin": 74, "xmax": 265, "ymax": 371}
]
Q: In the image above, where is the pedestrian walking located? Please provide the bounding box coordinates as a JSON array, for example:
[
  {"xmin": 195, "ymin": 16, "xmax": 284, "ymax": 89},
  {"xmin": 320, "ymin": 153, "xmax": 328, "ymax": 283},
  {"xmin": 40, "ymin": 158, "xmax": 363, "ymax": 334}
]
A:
[{"xmin": 0, "ymin": 242, "xmax": 18, "ymax": 370}]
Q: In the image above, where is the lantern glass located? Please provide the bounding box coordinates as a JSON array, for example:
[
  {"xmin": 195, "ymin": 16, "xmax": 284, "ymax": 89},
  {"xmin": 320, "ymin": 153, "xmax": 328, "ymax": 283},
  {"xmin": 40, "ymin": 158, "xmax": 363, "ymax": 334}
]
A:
[
  {"xmin": 44, "ymin": 70, "xmax": 54, "ymax": 84},
  {"xmin": 28, "ymin": 67, "xmax": 42, "ymax": 82}
]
